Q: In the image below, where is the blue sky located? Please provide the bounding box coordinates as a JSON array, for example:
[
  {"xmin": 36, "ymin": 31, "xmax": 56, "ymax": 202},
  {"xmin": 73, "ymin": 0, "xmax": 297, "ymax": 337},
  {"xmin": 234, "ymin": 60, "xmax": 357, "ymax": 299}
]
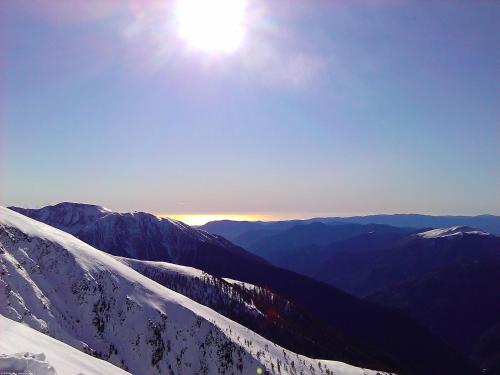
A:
[{"xmin": 2, "ymin": 0, "xmax": 499, "ymax": 219}]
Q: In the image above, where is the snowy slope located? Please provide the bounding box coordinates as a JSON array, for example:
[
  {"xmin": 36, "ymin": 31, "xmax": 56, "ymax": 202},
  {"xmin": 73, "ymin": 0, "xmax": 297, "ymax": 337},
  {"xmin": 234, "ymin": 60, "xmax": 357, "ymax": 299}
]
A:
[
  {"xmin": 0, "ymin": 207, "xmax": 388, "ymax": 375},
  {"xmin": 416, "ymin": 226, "xmax": 490, "ymax": 239},
  {"xmin": 116, "ymin": 257, "xmax": 264, "ymax": 318},
  {"xmin": 116, "ymin": 257, "xmax": 375, "ymax": 364},
  {"xmin": 0, "ymin": 315, "xmax": 130, "ymax": 375}
]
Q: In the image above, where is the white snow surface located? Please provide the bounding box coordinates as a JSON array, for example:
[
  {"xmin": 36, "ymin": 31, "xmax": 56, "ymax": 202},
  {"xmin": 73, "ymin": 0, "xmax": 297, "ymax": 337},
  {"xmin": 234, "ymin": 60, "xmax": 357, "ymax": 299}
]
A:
[
  {"xmin": 417, "ymin": 226, "xmax": 490, "ymax": 239},
  {"xmin": 223, "ymin": 277, "xmax": 261, "ymax": 291},
  {"xmin": 0, "ymin": 207, "xmax": 389, "ymax": 375},
  {"xmin": 116, "ymin": 256, "xmax": 207, "ymax": 280},
  {"xmin": 0, "ymin": 315, "xmax": 130, "ymax": 375},
  {"xmin": 115, "ymin": 257, "xmax": 265, "ymax": 319}
]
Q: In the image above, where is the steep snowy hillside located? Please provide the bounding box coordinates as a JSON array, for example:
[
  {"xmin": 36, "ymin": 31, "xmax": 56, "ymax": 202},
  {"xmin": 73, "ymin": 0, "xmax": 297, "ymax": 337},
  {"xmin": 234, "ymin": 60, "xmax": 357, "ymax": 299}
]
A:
[
  {"xmin": 116, "ymin": 257, "xmax": 383, "ymax": 364},
  {"xmin": 0, "ymin": 315, "xmax": 130, "ymax": 375},
  {"xmin": 115, "ymin": 258, "xmax": 265, "ymax": 318},
  {"xmin": 0, "ymin": 207, "xmax": 387, "ymax": 375}
]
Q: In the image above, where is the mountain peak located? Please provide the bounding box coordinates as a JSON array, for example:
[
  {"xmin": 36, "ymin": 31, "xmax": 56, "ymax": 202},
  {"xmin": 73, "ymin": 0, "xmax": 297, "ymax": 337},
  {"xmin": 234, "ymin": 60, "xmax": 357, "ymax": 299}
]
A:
[
  {"xmin": 9, "ymin": 201, "xmax": 111, "ymax": 215},
  {"xmin": 52, "ymin": 201, "xmax": 111, "ymax": 212},
  {"xmin": 416, "ymin": 226, "xmax": 490, "ymax": 239},
  {"xmin": 8, "ymin": 202, "xmax": 112, "ymax": 233}
]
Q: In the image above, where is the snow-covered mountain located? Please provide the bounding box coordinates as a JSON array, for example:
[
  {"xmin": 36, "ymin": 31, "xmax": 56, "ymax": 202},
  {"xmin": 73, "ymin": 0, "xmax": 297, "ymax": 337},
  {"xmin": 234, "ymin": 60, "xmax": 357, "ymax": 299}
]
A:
[
  {"xmin": 313, "ymin": 225, "xmax": 500, "ymax": 297},
  {"xmin": 0, "ymin": 315, "xmax": 130, "ymax": 375},
  {"xmin": 9, "ymin": 202, "xmax": 113, "ymax": 233},
  {"xmin": 10, "ymin": 202, "xmax": 268, "ymax": 284},
  {"xmin": 115, "ymin": 257, "xmax": 269, "ymax": 320},
  {"xmin": 416, "ymin": 226, "xmax": 490, "ymax": 239},
  {"xmin": 0, "ymin": 206, "xmax": 386, "ymax": 375}
]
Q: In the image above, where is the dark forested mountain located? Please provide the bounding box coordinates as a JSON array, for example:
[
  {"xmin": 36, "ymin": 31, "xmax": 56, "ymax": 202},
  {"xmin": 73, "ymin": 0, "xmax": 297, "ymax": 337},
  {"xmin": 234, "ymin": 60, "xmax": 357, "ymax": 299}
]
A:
[
  {"xmin": 234, "ymin": 222, "xmax": 414, "ymax": 275},
  {"xmin": 333, "ymin": 214, "xmax": 500, "ymax": 235},
  {"xmin": 10, "ymin": 203, "xmax": 478, "ymax": 375},
  {"xmin": 203, "ymin": 217, "xmax": 500, "ymax": 374},
  {"xmin": 200, "ymin": 214, "xmax": 500, "ymax": 240},
  {"xmin": 314, "ymin": 227, "xmax": 500, "ymax": 297},
  {"xmin": 199, "ymin": 219, "xmax": 315, "ymax": 241},
  {"xmin": 368, "ymin": 255, "xmax": 500, "ymax": 374}
]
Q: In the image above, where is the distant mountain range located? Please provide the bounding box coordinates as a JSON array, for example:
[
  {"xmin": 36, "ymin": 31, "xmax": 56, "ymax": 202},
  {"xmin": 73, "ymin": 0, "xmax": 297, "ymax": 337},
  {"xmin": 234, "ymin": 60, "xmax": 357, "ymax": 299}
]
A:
[
  {"xmin": 201, "ymin": 216, "xmax": 500, "ymax": 374},
  {"xmin": 7, "ymin": 202, "xmax": 478, "ymax": 375},
  {"xmin": 314, "ymin": 226, "xmax": 499, "ymax": 297},
  {"xmin": 232, "ymin": 222, "xmax": 417, "ymax": 277},
  {"xmin": 200, "ymin": 213, "xmax": 500, "ymax": 239}
]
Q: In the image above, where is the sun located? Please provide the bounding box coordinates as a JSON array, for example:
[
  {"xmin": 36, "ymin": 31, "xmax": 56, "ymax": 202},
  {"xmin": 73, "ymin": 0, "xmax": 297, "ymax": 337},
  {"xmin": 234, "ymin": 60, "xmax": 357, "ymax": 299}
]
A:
[{"xmin": 175, "ymin": 0, "xmax": 247, "ymax": 53}]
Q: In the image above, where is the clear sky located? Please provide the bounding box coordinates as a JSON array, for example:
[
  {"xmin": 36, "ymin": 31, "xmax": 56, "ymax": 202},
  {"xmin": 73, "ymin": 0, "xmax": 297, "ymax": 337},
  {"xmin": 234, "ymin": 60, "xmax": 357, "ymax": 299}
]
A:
[{"xmin": 2, "ymin": 0, "xmax": 499, "ymax": 223}]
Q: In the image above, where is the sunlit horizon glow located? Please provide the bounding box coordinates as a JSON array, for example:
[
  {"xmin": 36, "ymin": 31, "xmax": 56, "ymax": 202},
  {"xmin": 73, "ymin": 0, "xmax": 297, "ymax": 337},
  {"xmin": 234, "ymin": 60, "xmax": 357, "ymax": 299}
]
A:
[
  {"xmin": 160, "ymin": 213, "xmax": 271, "ymax": 226},
  {"xmin": 158, "ymin": 211, "xmax": 372, "ymax": 226},
  {"xmin": 175, "ymin": 0, "xmax": 247, "ymax": 53}
]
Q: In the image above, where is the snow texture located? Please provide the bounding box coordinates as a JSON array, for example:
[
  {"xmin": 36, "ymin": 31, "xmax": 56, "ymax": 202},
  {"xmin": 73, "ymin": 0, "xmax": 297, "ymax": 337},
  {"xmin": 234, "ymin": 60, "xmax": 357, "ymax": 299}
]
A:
[{"xmin": 0, "ymin": 315, "xmax": 130, "ymax": 375}]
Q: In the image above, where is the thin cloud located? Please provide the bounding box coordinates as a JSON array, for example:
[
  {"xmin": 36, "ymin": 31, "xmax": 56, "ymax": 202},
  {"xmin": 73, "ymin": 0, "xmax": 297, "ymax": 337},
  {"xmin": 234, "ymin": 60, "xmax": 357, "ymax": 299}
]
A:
[{"xmin": 237, "ymin": 40, "xmax": 327, "ymax": 88}]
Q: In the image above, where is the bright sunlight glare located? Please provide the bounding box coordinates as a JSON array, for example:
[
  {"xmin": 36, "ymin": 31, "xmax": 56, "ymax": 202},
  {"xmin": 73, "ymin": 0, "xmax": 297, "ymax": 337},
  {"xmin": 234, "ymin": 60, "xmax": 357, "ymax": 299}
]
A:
[
  {"xmin": 162, "ymin": 214, "xmax": 262, "ymax": 226},
  {"xmin": 175, "ymin": 0, "xmax": 247, "ymax": 53}
]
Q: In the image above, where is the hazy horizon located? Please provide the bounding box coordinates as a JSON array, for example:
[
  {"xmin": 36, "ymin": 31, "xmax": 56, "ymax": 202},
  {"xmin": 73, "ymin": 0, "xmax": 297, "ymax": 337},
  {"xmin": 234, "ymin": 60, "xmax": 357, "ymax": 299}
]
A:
[{"xmin": 4, "ymin": 199, "xmax": 499, "ymax": 226}]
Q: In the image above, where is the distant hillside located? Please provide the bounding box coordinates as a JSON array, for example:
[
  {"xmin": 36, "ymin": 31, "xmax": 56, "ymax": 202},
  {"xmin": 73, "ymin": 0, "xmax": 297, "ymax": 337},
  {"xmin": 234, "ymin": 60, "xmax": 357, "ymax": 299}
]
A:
[
  {"xmin": 314, "ymin": 227, "xmax": 500, "ymax": 297},
  {"xmin": 235, "ymin": 222, "xmax": 415, "ymax": 276},
  {"xmin": 209, "ymin": 219, "xmax": 500, "ymax": 374},
  {"xmin": 368, "ymin": 255, "xmax": 500, "ymax": 374},
  {"xmin": 200, "ymin": 213, "xmax": 500, "ymax": 240}
]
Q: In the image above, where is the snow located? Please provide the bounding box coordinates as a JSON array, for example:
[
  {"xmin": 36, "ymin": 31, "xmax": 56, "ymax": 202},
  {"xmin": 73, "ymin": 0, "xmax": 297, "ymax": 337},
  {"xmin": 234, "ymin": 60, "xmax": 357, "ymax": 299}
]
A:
[
  {"xmin": 0, "ymin": 206, "xmax": 390, "ymax": 375},
  {"xmin": 0, "ymin": 315, "xmax": 130, "ymax": 375},
  {"xmin": 116, "ymin": 257, "xmax": 265, "ymax": 319},
  {"xmin": 223, "ymin": 277, "xmax": 260, "ymax": 291},
  {"xmin": 117, "ymin": 257, "xmax": 207, "ymax": 279},
  {"xmin": 417, "ymin": 226, "xmax": 490, "ymax": 239}
]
